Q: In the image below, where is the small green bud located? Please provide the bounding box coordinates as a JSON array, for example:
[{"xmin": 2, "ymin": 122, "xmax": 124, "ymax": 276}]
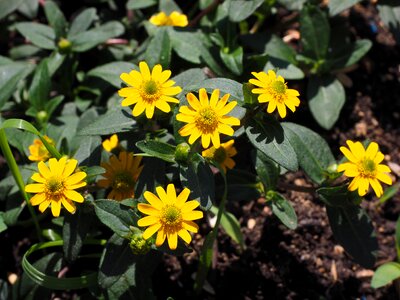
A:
[
  {"xmin": 129, "ymin": 233, "xmax": 152, "ymax": 255},
  {"xmin": 174, "ymin": 142, "xmax": 191, "ymax": 164},
  {"xmin": 36, "ymin": 110, "xmax": 48, "ymax": 123},
  {"xmin": 58, "ymin": 38, "xmax": 72, "ymax": 54},
  {"xmin": 327, "ymin": 163, "xmax": 338, "ymax": 173},
  {"xmin": 265, "ymin": 190, "xmax": 275, "ymax": 201}
]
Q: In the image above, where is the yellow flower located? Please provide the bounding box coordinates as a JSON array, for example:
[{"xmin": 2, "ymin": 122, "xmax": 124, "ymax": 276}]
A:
[
  {"xmin": 176, "ymin": 88, "xmax": 240, "ymax": 148},
  {"xmin": 202, "ymin": 140, "xmax": 237, "ymax": 173},
  {"xmin": 28, "ymin": 136, "xmax": 55, "ymax": 162},
  {"xmin": 149, "ymin": 11, "xmax": 188, "ymax": 27},
  {"xmin": 249, "ymin": 70, "xmax": 300, "ymax": 118},
  {"xmin": 102, "ymin": 134, "xmax": 119, "ymax": 152},
  {"xmin": 337, "ymin": 140, "xmax": 392, "ymax": 197},
  {"xmin": 98, "ymin": 151, "xmax": 143, "ymax": 201},
  {"xmin": 137, "ymin": 184, "xmax": 203, "ymax": 250},
  {"xmin": 25, "ymin": 157, "xmax": 87, "ymax": 217},
  {"xmin": 119, "ymin": 61, "xmax": 182, "ymax": 119}
]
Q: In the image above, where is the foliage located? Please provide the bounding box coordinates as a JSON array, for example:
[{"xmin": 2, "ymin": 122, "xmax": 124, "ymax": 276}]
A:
[{"xmin": 0, "ymin": 0, "xmax": 396, "ymax": 297}]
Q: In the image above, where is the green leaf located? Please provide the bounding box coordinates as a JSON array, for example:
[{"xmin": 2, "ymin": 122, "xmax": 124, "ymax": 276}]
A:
[
  {"xmin": 396, "ymin": 215, "xmax": 400, "ymax": 259},
  {"xmin": 265, "ymin": 57, "xmax": 304, "ymax": 80},
  {"xmin": 300, "ymin": 4, "xmax": 330, "ymax": 60},
  {"xmin": 317, "ymin": 185, "xmax": 360, "ymax": 207},
  {"xmin": 265, "ymin": 35, "xmax": 297, "ymax": 65},
  {"xmin": 329, "ymin": 0, "xmax": 361, "ymax": 16},
  {"xmin": 227, "ymin": 0, "xmax": 265, "ymax": 22},
  {"xmin": 45, "ymin": 95, "xmax": 64, "ymax": 120},
  {"xmin": 79, "ymin": 107, "xmax": 136, "ymax": 135},
  {"xmin": 99, "ymin": 234, "xmax": 157, "ymax": 299},
  {"xmin": 29, "ymin": 59, "xmax": 51, "ymax": 110},
  {"xmin": 326, "ymin": 204, "xmax": 378, "ymax": 268},
  {"xmin": 172, "ymin": 68, "xmax": 207, "ymax": 92},
  {"xmin": 17, "ymin": 0, "xmax": 39, "ymax": 19},
  {"xmin": 210, "ymin": 206, "xmax": 245, "ymax": 249},
  {"xmin": 94, "ymin": 199, "xmax": 136, "ymax": 237},
  {"xmin": 0, "ymin": 62, "xmax": 34, "ymax": 110},
  {"xmin": 276, "ymin": 0, "xmax": 306, "ymax": 10},
  {"xmin": 127, "ymin": 0, "xmax": 157, "ymax": 9},
  {"xmin": 245, "ymin": 116, "xmax": 298, "ymax": 171},
  {"xmin": 63, "ymin": 206, "xmax": 93, "ymax": 262},
  {"xmin": 159, "ymin": 0, "xmax": 181, "ymax": 14},
  {"xmin": 145, "ymin": 27, "xmax": 171, "ymax": 69},
  {"xmin": 168, "ymin": 29, "xmax": 203, "ymax": 64},
  {"xmin": 0, "ymin": 213, "xmax": 7, "ymax": 233},
  {"xmin": 135, "ymin": 157, "xmax": 166, "ymax": 196},
  {"xmin": 0, "ymin": 0, "xmax": 25, "ymax": 20},
  {"xmin": 136, "ymin": 140, "xmax": 176, "ymax": 163},
  {"xmin": 73, "ymin": 135, "xmax": 102, "ymax": 165},
  {"xmin": 180, "ymin": 154, "xmax": 214, "ymax": 209},
  {"xmin": 14, "ymin": 22, "xmax": 55, "ymax": 50},
  {"xmin": 194, "ymin": 231, "xmax": 214, "ymax": 291},
  {"xmin": 70, "ymin": 21, "xmax": 125, "ymax": 52},
  {"xmin": 378, "ymin": 3, "xmax": 400, "ymax": 44},
  {"xmin": 308, "ymin": 75, "xmax": 345, "ymax": 130},
  {"xmin": 329, "ymin": 39, "xmax": 372, "ymax": 70},
  {"xmin": 379, "ymin": 183, "xmax": 399, "ymax": 204},
  {"xmin": 270, "ymin": 192, "xmax": 297, "ymax": 229},
  {"xmin": 255, "ymin": 150, "xmax": 279, "ymax": 191},
  {"xmin": 220, "ymin": 46, "xmax": 243, "ymax": 75},
  {"xmin": 44, "ymin": 1, "xmax": 67, "ymax": 39},
  {"xmin": 371, "ymin": 262, "xmax": 400, "ymax": 288},
  {"xmin": 68, "ymin": 8, "xmax": 98, "ymax": 38},
  {"xmin": 87, "ymin": 61, "xmax": 137, "ymax": 88},
  {"xmin": 282, "ymin": 122, "xmax": 335, "ymax": 184}
]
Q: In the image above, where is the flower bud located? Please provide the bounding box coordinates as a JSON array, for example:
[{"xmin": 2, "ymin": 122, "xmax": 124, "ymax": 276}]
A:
[
  {"xmin": 174, "ymin": 142, "xmax": 191, "ymax": 164},
  {"xmin": 36, "ymin": 110, "xmax": 48, "ymax": 123},
  {"xmin": 129, "ymin": 233, "xmax": 152, "ymax": 255},
  {"xmin": 58, "ymin": 38, "xmax": 72, "ymax": 54}
]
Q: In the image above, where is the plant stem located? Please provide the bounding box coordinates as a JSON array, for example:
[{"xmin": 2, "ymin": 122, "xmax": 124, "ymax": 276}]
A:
[
  {"xmin": 278, "ymin": 182, "xmax": 316, "ymax": 193},
  {"xmin": 189, "ymin": 0, "xmax": 221, "ymax": 27},
  {"xmin": 194, "ymin": 167, "xmax": 227, "ymax": 293},
  {"xmin": 0, "ymin": 129, "xmax": 43, "ymax": 241}
]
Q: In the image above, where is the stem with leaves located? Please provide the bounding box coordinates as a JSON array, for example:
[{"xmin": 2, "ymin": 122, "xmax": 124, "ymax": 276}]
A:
[{"xmin": 0, "ymin": 129, "xmax": 43, "ymax": 242}]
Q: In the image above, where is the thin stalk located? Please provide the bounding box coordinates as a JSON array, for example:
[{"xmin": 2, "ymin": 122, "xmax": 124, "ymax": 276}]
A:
[
  {"xmin": 0, "ymin": 129, "xmax": 43, "ymax": 241},
  {"xmin": 194, "ymin": 167, "xmax": 227, "ymax": 293}
]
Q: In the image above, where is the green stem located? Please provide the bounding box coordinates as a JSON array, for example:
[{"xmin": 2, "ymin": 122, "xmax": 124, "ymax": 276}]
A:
[
  {"xmin": 0, "ymin": 129, "xmax": 43, "ymax": 242},
  {"xmin": 194, "ymin": 168, "xmax": 227, "ymax": 293}
]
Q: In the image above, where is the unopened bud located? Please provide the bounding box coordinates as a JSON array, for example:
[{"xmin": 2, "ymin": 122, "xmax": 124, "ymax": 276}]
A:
[
  {"xmin": 174, "ymin": 142, "xmax": 191, "ymax": 164},
  {"xmin": 129, "ymin": 233, "xmax": 152, "ymax": 255},
  {"xmin": 58, "ymin": 38, "xmax": 72, "ymax": 54}
]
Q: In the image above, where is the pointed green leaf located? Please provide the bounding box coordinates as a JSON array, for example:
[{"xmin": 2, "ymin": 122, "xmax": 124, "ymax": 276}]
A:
[
  {"xmin": 245, "ymin": 116, "xmax": 298, "ymax": 171},
  {"xmin": 270, "ymin": 192, "xmax": 297, "ymax": 229},
  {"xmin": 44, "ymin": 1, "xmax": 67, "ymax": 39},
  {"xmin": 68, "ymin": 8, "xmax": 98, "ymax": 38},
  {"xmin": 87, "ymin": 62, "xmax": 137, "ymax": 88},
  {"xmin": 136, "ymin": 140, "xmax": 176, "ymax": 163},
  {"xmin": 308, "ymin": 75, "xmax": 345, "ymax": 129},
  {"xmin": 15, "ymin": 22, "xmax": 55, "ymax": 50},
  {"xmin": 145, "ymin": 27, "xmax": 171, "ymax": 69},
  {"xmin": 29, "ymin": 59, "xmax": 51, "ymax": 110},
  {"xmin": 371, "ymin": 262, "xmax": 400, "ymax": 288}
]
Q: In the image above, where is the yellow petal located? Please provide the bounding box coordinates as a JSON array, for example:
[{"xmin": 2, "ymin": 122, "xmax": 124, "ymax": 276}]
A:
[
  {"xmin": 217, "ymin": 101, "xmax": 237, "ymax": 116},
  {"xmin": 178, "ymin": 229, "xmax": 192, "ymax": 244},
  {"xmin": 155, "ymin": 227, "xmax": 166, "ymax": 246},
  {"xmin": 25, "ymin": 183, "xmax": 45, "ymax": 193},
  {"xmin": 145, "ymin": 105, "xmax": 155, "ymax": 119},
  {"xmin": 166, "ymin": 184, "xmax": 177, "ymax": 202},
  {"xmin": 369, "ymin": 178, "xmax": 383, "ymax": 198},
  {"xmin": 357, "ymin": 177, "xmax": 369, "ymax": 196},
  {"xmin": 347, "ymin": 140, "xmax": 365, "ymax": 158},
  {"xmin": 30, "ymin": 193, "xmax": 46, "ymax": 206},
  {"xmin": 38, "ymin": 161, "xmax": 52, "ymax": 178},
  {"xmin": 182, "ymin": 220, "xmax": 199, "ymax": 232},
  {"xmin": 51, "ymin": 200, "xmax": 61, "ymax": 217},
  {"xmin": 120, "ymin": 72, "xmax": 142, "ymax": 87},
  {"xmin": 209, "ymin": 89, "xmax": 220, "ymax": 107},
  {"xmin": 377, "ymin": 164, "xmax": 391, "ymax": 173},
  {"xmin": 132, "ymin": 102, "xmax": 146, "ymax": 117},
  {"xmin": 38, "ymin": 200, "xmax": 51, "ymax": 213},
  {"xmin": 31, "ymin": 173, "xmax": 46, "ymax": 183},
  {"xmin": 266, "ymin": 99, "xmax": 277, "ymax": 113},
  {"xmin": 159, "ymin": 70, "xmax": 172, "ymax": 83},
  {"xmin": 176, "ymin": 188, "xmax": 190, "ymax": 207},
  {"xmin": 187, "ymin": 130, "xmax": 202, "ymax": 145},
  {"xmin": 181, "ymin": 200, "xmax": 200, "ymax": 213},
  {"xmin": 65, "ymin": 172, "xmax": 87, "ymax": 186},
  {"xmin": 137, "ymin": 203, "xmax": 160, "ymax": 216},
  {"xmin": 64, "ymin": 190, "xmax": 84, "ymax": 203},
  {"xmin": 201, "ymin": 134, "xmax": 211, "ymax": 148},
  {"xmin": 139, "ymin": 61, "xmax": 151, "ymax": 81},
  {"xmin": 143, "ymin": 191, "xmax": 163, "ymax": 209},
  {"xmin": 156, "ymin": 186, "xmax": 168, "ymax": 204},
  {"xmin": 376, "ymin": 172, "xmax": 393, "ymax": 185},
  {"xmin": 199, "ymin": 88, "xmax": 209, "ymax": 106},
  {"xmin": 277, "ymin": 103, "xmax": 287, "ymax": 118},
  {"xmin": 187, "ymin": 93, "xmax": 201, "ymax": 110},
  {"xmin": 155, "ymin": 100, "xmax": 171, "ymax": 113},
  {"xmin": 63, "ymin": 159, "xmax": 78, "ymax": 177},
  {"xmin": 142, "ymin": 223, "xmax": 162, "ymax": 239},
  {"xmin": 211, "ymin": 132, "xmax": 220, "ymax": 148},
  {"xmin": 167, "ymin": 231, "xmax": 178, "ymax": 250},
  {"xmin": 151, "ymin": 64, "xmax": 162, "ymax": 80},
  {"xmin": 183, "ymin": 210, "xmax": 203, "ymax": 221},
  {"xmin": 62, "ymin": 198, "xmax": 76, "ymax": 214},
  {"xmin": 365, "ymin": 142, "xmax": 379, "ymax": 159},
  {"xmin": 339, "ymin": 146, "xmax": 358, "ymax": 163},
  {"xmin": 137, "ymin": 215, "xmax": 159, "ymax": 226}
]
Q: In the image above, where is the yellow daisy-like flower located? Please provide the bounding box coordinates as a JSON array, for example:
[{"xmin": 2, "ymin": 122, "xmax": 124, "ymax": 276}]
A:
[
  {"xmin": 98, "ymin": 151, "xmax": 143, "ymax": 201},
  {"xmin": 176, "ymin": 88, "xmax": 240, "ymax": 148},
  {"xmin": 28, "ymin": 136, "xmax": 55, "ymax": 162},
  {"xmin": 337, "ymin": 140, "xmax": 392, "ymax": 197},
  {"xmin": 249, "ymin": 70, "xmax": 300, "ymax": 118},
  {"xmin": 102, "ymin": 134, "xmax": 119, "ymax": 152},
  {"xmin": 149, "ymin": 11, "xmax": 188, "ymax": 27},
  {"xmin": 25, "ymin": 157, "xmax": 87, "ymax": 217},
  {"xmin": 202, "ymin": 140, "xmax": 237, "ymax": 173},
  {"xmin": 119, "ymin": 61, "xmax": 182, "ymax": 119},
  {"xmin": 137, "ymin": 184, "xmax": 203, "ymax": 250}
]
